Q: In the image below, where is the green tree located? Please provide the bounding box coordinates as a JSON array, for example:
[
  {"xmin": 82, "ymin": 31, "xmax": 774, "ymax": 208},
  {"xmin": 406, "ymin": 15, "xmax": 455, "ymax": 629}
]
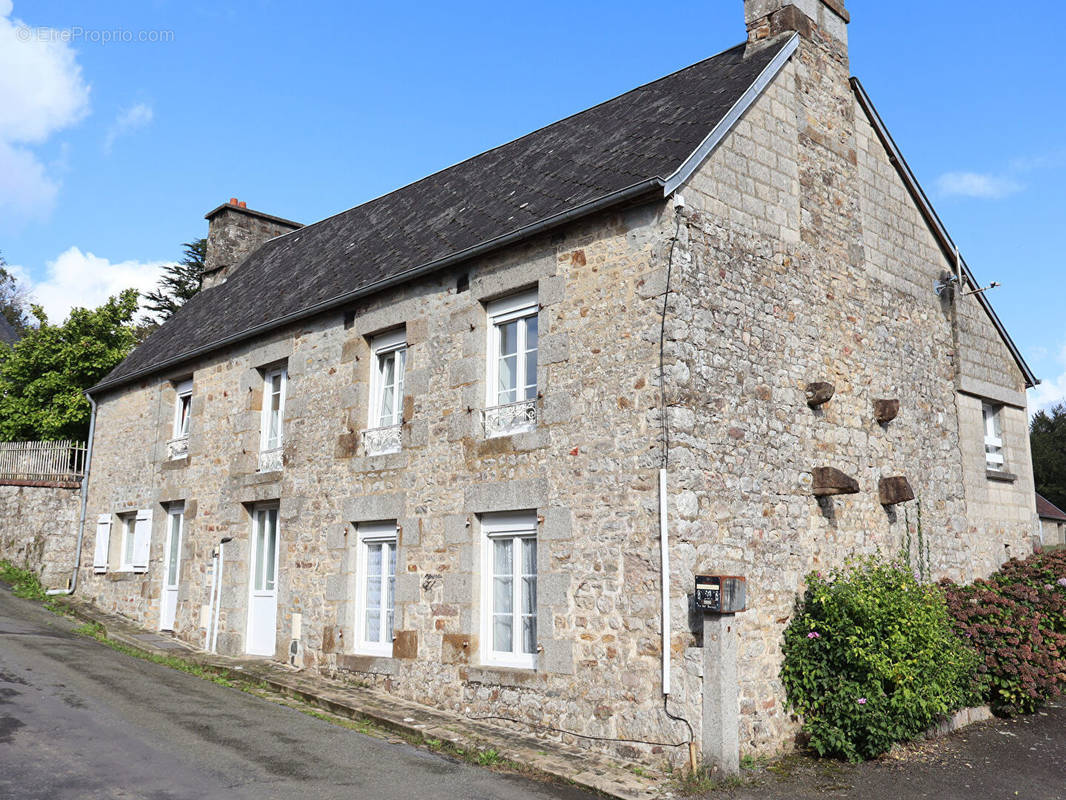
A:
[
  {"xmin": 1031, "ymin": 403, "xmax": 1066, "ymax": 511},
  {"xmin": 142, "ymin": 238, "xmax": 206, "ymax": 322},
  {"xmin": 0, "ymin": 290, "xmax": 139, "ymax": 441},
  {"xmin": 0, "ymin": 252, "xmax": 33, "ymax": 336}
]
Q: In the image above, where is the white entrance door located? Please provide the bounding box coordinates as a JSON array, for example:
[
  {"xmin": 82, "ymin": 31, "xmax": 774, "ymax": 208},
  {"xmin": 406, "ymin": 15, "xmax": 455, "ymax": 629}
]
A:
[
  {"xmin": 246, "ymin": 506, "xmax": 279, "ymax": 656},
  {"xmin": 159, "ymin": 505, "xmax": 184, "ymax": 630}
]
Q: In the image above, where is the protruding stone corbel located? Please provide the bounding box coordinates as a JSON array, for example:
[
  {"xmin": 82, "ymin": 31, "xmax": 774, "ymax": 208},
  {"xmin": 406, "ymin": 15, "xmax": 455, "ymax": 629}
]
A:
[
  {"xmin": 805, "ymin": 382, "xmax": 835, "ymax": 408},
  {"xmin": 878, "ymin": 476, "xmax": 915, "ymax": 506},
  {"xmin": 873, "ymin": 399, "xmax": 900, "ymax": 424},
  {"xmin": 812, "ymin": 467, "xmax": 859, "ymax": 497}
]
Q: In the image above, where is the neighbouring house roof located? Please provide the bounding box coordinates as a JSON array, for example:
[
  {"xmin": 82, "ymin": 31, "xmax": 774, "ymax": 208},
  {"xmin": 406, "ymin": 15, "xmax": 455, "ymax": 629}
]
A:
[
  {"xmin": 0, "ymin": 314, "xmax": 19, "ymax": 346},
  {"xmin": 91, "ymin": 36, "xmax": 799, "ymax": 393},
  {"xmin": 1036, "ymin": 493, "xmax": 1066, "ymax": 522}
]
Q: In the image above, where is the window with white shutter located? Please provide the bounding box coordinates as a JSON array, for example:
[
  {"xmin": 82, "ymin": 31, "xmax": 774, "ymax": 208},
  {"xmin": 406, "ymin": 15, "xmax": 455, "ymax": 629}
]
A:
[
  {"xmin": 92, "ymin": 514, "xmax": 112, "ymax": 574},
  {"xmin": 132, "ymin": 509, "xmax": 153, "ymax": 572}
]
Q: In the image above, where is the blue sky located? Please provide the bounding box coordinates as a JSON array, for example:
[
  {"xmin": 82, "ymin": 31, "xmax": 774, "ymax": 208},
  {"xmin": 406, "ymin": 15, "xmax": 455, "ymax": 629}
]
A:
[{"xmin": 1, "ymin": 0, "xmax": 1064, "ymax": 409}]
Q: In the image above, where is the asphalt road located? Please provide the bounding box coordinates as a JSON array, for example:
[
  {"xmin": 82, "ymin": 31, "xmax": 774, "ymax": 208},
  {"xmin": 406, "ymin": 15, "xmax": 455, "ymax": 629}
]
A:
[{"xmin": 0, "ymin": 587, "xmax": 597, "ymax": 800}]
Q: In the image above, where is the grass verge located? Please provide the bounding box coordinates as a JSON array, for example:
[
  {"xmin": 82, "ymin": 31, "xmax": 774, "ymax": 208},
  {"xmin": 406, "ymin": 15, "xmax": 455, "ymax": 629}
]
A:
[{"xmin": 0, "ymin": 560, "xmax": 62, "ymax": 613}]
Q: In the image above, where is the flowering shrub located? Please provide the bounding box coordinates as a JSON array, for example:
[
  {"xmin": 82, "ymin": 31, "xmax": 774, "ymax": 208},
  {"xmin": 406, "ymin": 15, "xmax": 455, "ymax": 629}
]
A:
[
  {"xmin": 942, "ymin": 551, "xmax": 1066, "ymax": 716},
  {"xmin": 781, "ymin": 558, "xmax": 977, "ymax": 761}
]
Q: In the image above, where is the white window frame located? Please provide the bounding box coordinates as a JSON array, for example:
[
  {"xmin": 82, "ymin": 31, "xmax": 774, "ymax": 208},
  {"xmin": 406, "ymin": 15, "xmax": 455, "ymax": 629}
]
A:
[
  {"xmin": 164, "ymin": 503, "xmax": 185, "ymax": 588},
  {"xmin": 480, "ymin": 511, "xmax": 538, "ymax": 670},
  {"xmin": 983, "ymin": 402, "xmax": 1005, "ymax": 471},
  {"xmin": 365, "ymin": 330, "xmax": 407, "ymax": 455},
  {"xmin": 172, "ymin": 379, "xmax": 193, "ymax": 439},
  {"xmin": 484, "ymin": 290, "xmax": 539, "ymax": 437},
  {"xmin": 353, "ymin": 521, "xmax": 398, "ymax": 657},
  {"xmin": 250, "ymin": 504, "xmax": 280, "ymax": 593},
  {"xmin": 259, "ymin": 366, "xmax": 287, "ymax": 465},
  {"xmin": 119, "ymin": 513, "xmax": 137, "ymax": 571}
]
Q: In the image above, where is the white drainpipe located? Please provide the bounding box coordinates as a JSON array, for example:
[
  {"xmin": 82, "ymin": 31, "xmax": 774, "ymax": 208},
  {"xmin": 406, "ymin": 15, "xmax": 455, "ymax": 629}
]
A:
[{"xmin": 46, "ymin": 393, "xmax": 97, "ymax": 596}]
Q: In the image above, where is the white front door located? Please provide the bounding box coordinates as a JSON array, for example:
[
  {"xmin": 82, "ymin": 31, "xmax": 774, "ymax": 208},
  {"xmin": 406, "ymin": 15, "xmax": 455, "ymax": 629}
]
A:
[
  {"xmin": 159, "ymin": 506, "xmax": 184, "ymax": 630},
  {"xmin": 246, "ymin": 506, "xmax": 279, "ymax": 656}
]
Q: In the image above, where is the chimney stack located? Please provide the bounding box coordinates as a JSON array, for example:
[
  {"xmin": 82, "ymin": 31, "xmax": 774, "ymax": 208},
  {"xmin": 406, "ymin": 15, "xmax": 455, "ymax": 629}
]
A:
[
  {"xmin": 202, "ymin": 198, "xmax": 302, "ymax": 290},
  {"xmin": 745, "ymin": 0, "xmax": 849, "ymax": 62}
]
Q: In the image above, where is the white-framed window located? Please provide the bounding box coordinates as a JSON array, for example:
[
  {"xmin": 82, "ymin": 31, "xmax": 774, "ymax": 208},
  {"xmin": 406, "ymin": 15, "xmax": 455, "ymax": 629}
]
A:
[
  {"xmin": 364, "ymin": 330, "xmax": 406, "ymax": 456},
  {"xmin": 252, "ymin": 505, "xmax": 279, "ymax": 593},
  {"xmin": 480, "ymin": 511, "xmax": 538, "ymax": 669},
  {"xmin": 167, "ymin": 379, "xmax": 193, "ymax": 460},
  {"xmin": 173, "ymin": 379, "xmax": 193, "ymax": 439},
  {"xmin": 484, "ymin": 290, "xmax": 538, "ymax": 437},
  {"xmin": 118, "ymin": 509, "xmax": 152, "ymax": 573},
  {"xmin": 354, "ymin": 521, "xmax": 398, "ymax": 656},
  {"xmin": 120, "ymin": 513, "xmax": 137, "ymax": 571},
  {"xmin": 259, "ymin": 366, "xmax": 287, "ymax": 471},
  {"xmin": 165, "ymin": 504, "xmax": 184, "ymax": 587},
  {"xmin": 983, "ymin": 402, "xmax": 1005, "ymax": 471}
]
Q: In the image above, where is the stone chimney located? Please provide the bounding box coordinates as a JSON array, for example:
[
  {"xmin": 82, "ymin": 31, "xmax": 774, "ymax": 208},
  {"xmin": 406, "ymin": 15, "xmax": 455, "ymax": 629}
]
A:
[
  {"xmin": 202, "ymin": 198, "xmax": 302, "ymax": 290},
  {"xmin": 745, "ymin": 0, "xmax": 849, "ymax": 63}
]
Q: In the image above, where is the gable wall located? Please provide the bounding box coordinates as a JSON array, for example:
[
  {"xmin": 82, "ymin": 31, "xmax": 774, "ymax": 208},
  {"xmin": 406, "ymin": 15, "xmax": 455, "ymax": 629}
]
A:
[{"xmin": 673, "ymin": 47, "xmax": 1035, "ymax": 757}]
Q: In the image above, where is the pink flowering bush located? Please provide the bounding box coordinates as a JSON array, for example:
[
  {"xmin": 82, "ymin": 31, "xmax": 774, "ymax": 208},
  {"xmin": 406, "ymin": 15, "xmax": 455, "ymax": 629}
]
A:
[
  {"xmin": 781, "ymin": 558, "xmax": 978, "ymax": 761},
  {"xmin": 941, "ymin": 550, "xmax": 1066, "ymax": 716}
]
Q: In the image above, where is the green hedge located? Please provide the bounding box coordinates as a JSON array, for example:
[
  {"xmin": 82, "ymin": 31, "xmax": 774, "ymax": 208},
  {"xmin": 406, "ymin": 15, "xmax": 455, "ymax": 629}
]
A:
[{"xmin": 781, "ymin": 558, "xmax": 978, "ymax": 761}]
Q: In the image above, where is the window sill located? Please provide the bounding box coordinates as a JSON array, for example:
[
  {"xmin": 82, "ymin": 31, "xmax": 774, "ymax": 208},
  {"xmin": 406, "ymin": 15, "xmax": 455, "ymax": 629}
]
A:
[{"xmin": 986, "ymin": 469, "xmax": 1017, "ymax": 483}]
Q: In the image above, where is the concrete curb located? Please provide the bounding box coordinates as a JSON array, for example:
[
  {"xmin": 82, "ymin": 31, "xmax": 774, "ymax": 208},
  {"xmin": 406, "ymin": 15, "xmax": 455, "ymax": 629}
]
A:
[{"xmin": 57, "ymin": 598, "xmax": 664, "ymax": 800}]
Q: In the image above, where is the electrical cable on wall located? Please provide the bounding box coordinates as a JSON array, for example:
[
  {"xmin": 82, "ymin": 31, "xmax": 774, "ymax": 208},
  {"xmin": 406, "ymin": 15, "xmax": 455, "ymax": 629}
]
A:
[{"xmin": 657, "ymin": 202, "xmax": 695, "ymax": 747}]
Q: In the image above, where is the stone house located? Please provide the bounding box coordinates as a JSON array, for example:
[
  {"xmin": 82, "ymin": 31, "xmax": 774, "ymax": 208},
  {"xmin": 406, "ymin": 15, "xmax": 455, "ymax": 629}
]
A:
[
  {"xmin": 1036, "ymin": 493, "xmax": 1066, "ymax": 547},
  {"xmin": 73, "ymin": 0, "xmax": 1039, "ymax": 766}
]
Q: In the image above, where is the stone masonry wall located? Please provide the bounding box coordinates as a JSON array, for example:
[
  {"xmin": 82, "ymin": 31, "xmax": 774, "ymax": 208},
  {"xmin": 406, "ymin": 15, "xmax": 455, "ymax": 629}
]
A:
[
  {"xmin": 666, "ymin": 33, "xmax": 1035, "ymax": 756},
  {"xmin": 0, "ymin": 483, "xmax": 81, "ymax": 588},
  {"xmin": 81, "ymin": 199, "xmax": 704, "ymax": 765}
]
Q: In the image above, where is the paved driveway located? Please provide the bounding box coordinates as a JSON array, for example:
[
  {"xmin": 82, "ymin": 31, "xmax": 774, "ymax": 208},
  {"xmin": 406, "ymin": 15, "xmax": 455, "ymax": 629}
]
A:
[{"xmin": 0, "ymin": 587, "xmax": 597, "ymax": 800}]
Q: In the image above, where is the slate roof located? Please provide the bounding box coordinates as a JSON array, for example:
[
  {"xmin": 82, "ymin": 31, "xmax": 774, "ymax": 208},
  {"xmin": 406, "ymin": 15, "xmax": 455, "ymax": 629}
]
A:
[
  {"xmin": 1036, "ymin": 493, "xmax": 1066, "ymax": 522},
  {"xmin": 94, "ymin": 38, "xmax": 793, "ymax": 393}
]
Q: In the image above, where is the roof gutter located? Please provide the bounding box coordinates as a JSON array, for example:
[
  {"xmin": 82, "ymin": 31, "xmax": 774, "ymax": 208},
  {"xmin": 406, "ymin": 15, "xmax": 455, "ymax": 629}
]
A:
[
  {"xmin": 851, "ymin": 77, "xmax": 1039, "ymax": 389},
  {"xmin": 91, "ymin": 177, "xmax": 666, "ymax": 395}
]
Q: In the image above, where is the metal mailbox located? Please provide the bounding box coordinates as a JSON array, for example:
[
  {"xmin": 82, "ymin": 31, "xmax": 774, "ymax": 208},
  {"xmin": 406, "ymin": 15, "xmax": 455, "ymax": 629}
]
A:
[{"xmin": 694, "ymin": 575, "xmax": 746, "ymax": 614}]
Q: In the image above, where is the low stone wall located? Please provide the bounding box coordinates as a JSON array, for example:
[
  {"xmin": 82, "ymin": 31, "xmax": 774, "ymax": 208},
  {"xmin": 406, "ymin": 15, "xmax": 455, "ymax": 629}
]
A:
[{"xmin": 0, "ymin": 482, "xmax": 81, "ymax": 589}]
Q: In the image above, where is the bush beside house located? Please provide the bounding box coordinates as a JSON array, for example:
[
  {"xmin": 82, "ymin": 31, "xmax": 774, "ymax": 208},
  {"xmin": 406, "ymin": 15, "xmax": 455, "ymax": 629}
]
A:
[{"xmin": 782, "ymin": 551, "xmax": 1066, "ymax": 761}]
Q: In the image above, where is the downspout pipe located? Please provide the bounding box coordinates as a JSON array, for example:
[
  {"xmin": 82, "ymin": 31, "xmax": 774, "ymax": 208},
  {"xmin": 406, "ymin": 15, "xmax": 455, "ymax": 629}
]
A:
[{"xmin": 47, "ymin": 392, "xmax": 97, "ymax": 596}]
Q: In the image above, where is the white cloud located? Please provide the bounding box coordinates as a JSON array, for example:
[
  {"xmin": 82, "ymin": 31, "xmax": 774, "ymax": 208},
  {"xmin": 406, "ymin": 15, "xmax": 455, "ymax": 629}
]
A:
[
  {"xmin": 104, "ymin": 102, "xmax": 153, "ymax": 152},
  {"xmin": 0, "ymin": 140, "xmax": 59, "ymax": 224},
  {"xmin": 935, "ymin": 171, "xmax": 1022, "ymax": 200},
  {"xmin": 0, "ymin": 2, "xmax": 90, "ymax": 227},
  {"xmin": 10, "ymin": 247, "xmax": 167, "ymax": 323}
]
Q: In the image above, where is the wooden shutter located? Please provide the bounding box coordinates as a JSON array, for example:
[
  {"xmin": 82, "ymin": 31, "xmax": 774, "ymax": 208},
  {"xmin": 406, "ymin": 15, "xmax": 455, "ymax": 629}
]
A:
[
  {"xmin": 92, "ymin": 514, "xmax": 112, "ymax": 573},
  {"xmin": 132, "ymin": 509, "xmax": 153, "ymax": 572}
]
